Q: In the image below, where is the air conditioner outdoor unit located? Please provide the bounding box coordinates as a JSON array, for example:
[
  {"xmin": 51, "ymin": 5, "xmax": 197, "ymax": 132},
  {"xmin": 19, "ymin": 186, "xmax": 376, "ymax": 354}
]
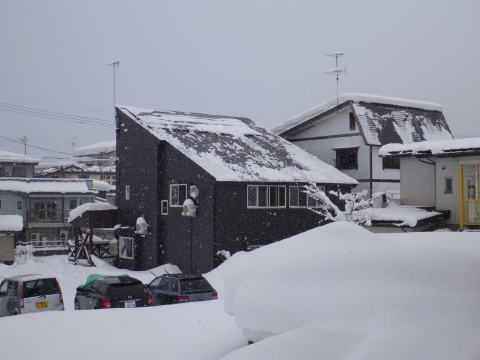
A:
[
  {"xmin": 31, "ymin": 233, "xmax": 40, "ymax": 246},
  {"xmin": 60, "ymin": 230, "xmax": 69, "ymax": 244}
]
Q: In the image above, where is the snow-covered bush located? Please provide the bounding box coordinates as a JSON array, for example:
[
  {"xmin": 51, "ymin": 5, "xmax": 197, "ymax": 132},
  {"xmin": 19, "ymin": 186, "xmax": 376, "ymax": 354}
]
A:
[{"xmin": 304, "ymin": 183, "xmax": 382, "ymax": 226}]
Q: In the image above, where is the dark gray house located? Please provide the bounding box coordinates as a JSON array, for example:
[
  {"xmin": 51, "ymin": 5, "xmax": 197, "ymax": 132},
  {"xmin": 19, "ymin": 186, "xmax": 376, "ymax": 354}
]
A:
[{"xmin": 116, "ymin": 106, "xmax": 358, "ymax": 272}]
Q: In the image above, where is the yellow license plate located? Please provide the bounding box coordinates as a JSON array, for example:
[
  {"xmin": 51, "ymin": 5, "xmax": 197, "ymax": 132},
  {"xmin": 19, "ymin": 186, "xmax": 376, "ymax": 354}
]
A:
[{"xmin": 36, "ymin": 301, "xmax": 49, "ymax": 309}]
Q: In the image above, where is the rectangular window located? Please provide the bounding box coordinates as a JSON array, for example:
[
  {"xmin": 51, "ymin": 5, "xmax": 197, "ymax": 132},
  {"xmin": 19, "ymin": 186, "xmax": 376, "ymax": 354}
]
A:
[
  {"xmin": 125, "ymin": 185, "xmax": 130, "ymax": 200},
  {"xmin": 247, "ymin": 185, "xmax": 286, "ymax": 208},
  {"xmin": 104, "ymin": 175, "xmax": 110, "ymax": 180},
  {"xmin": 119, "ymin": 236, "xmax": 134, "ymax": 259},
  {"xmin": 349, "ymin": 112, "xmax": 356, "ymax": 130},
  {"xmin": 170, "ymin": 184, "xmax": 187, "ymax": 206},
  {"xmin": 383, "ymin": 157, "xmax": 400, "ymax": 169},
  {"xmin": 0, "ymin": 199, "xmax": 2, "ymax": 209},
  {"xmin": 12, "ymin": 167, "xmax": 26, "ymax": 177},
  {"xmin": 161, "ymin": 200, "xmax": 168, "ymax": 215},
  {"xmin": 335, "ymin": 148, "xmax": 358, "ymax": 170},
  {"xmin": 16, "ymin": 200, "xmax": 23, "ymax": 210},
  {"xmin": 445, "ymin": 177, "xmax": 453, "ymax": 194},
  {"xmin": 0, "ymin": 167, "xmax": 4, "ymax": 177},
  {"xmin": 290, "ymin": 186, "xmax": 325, "ymax": 208},
  {"xmin": 69, "ymin": 199, "xmax": 78, "ymax": 209},
  {"xmin": 78, "ymin": 174, "xmax": 90, "ymax": 179}
]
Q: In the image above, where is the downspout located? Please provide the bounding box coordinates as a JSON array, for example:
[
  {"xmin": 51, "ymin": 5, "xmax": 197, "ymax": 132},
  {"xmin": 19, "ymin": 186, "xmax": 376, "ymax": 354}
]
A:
[
  {"xmin": 459, "ymin": 164, "xmax": 464, "ymax": 230},
  {"xmin": 369, "ymin": 146, "xmax": 373, "ymax": 197}
]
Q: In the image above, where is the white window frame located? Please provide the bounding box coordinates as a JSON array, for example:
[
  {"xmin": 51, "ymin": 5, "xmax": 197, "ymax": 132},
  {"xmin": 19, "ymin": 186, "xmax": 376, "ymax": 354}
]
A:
[
  {"xmin": 170, "ymin": 184, "xmax": 187, "ymax": 207},
  {"xmin": 119, "ymin": 236, "xmax": 134, "ymax": 259},
  {"xmin": 125, "ymin": 185, "xmax": 130, "ymax": 200},
  {"xmin": 444, "ymin": 177, "xmax": 453, "ymax": 194},
  {"xmin": 289, "ymin": 185, "xmax": 326, "ymax": 208},
  {"xmin": 16, "ymin": 200, "xmax": 23, "ymax": 210},
  {"xmin": 161, "ymin": 200, "xmax": 168, "ymax": 215},
  {"xmin": 247, "ymin": 185, "xmax": 286, "ymax": 209}
]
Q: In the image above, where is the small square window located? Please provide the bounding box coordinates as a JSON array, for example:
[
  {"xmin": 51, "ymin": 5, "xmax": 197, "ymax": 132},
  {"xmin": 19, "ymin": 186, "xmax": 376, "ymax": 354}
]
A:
[
  {"xmin": 16, "ymin": 200, "xmax": 23, "ymax": 210},
  {"xmin": 383, "ymin": 157, "xmax": 400, "ymax": 169},
  {"xmin": 349, "ymin": 113, "xmax": 356, "ymax": 131},
  {"xmin": 170, "ymin": 184, "xmax": 187, "ymax": 206},
  {"xmin": 161, "ymin": 200, "xmax": 168, "ymax": 215},
  {"xmin": 69, "ymin": 199, "xmax": 78, "ymax": 209},
  {"xmin": 125, "ymin": 185, "xmax": 130, "ymax": 200},
  {"xmin": 445, "ymin": 177, "xmax": 453, "ymax": 194},
  {"xmin": 335, "ymin": 148, "xmax": 358, "ymax": 170},
  {"xmin": 119, "ymin": 236, "xmax": 134, "ymax": 259}
]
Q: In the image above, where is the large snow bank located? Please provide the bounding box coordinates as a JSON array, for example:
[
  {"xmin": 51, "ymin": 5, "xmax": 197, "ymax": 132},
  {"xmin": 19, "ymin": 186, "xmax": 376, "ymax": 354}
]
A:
[
  {"xmin": 0, "ymin": 215, "xmax": 23, "ymax": 231},
  {"xmin": 222, "ymin": 222, "xmax": 480, "ymax": 359},
  {"xmin": 73, "ymin": 140, "xmax": 116, "ymax": 156},
  {"xmin": 379, "ymin": 137, "xmax": 480, "ymax": 156},
  {"xmin": 68, "ymin": 202, "xmax": 117, "ymax": 223},
  {"xmin": 271, "ymin": 93, "xmax": 443, "ymax": 135}
]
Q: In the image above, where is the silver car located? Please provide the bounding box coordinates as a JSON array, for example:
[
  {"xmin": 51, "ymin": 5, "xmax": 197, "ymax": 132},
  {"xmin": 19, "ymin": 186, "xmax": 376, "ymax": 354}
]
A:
[{"xmin": 0, "ymin": 274, "xmax": 65, "ymax": 317}]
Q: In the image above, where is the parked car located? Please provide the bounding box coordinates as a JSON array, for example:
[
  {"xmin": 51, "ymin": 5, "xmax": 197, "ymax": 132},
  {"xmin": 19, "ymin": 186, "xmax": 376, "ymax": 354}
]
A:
[
  {"xmin": 0, "ymin": 274, "xmax": 65, "ymax": 317},
  {"xmin": 74, "ymin": 275, "xmax": 152, "ymax": 310},
  {"xmin": 146, "ymin": 274, "xmax": 218, "ymax": 305}
]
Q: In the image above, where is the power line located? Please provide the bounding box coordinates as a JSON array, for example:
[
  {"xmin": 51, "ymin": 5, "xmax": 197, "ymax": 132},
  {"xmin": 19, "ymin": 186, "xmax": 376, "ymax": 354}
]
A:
[
  {"xmin": 0, "ymin": 93, "xmax": 113, "ymax": 114},
  {"xmin": 0, "ymin": 135, "xmax": 74, "ymax": 155}
]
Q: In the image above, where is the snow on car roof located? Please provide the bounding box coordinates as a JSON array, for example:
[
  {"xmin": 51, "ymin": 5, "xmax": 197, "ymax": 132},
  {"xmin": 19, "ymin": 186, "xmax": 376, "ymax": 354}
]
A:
[{"xmin": 117, "ymin": 106, "xmax": 358, "ymax": 184}]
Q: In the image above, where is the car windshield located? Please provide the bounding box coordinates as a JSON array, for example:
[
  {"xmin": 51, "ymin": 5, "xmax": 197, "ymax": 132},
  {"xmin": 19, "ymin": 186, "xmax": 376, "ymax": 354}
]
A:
[
  {"xmin": 180, "ymin": 278, "xmax": 213, "ymax": 292},
  {"xmin": 23, "ymin": 279, "xmax": 59, "ymax": 298}
]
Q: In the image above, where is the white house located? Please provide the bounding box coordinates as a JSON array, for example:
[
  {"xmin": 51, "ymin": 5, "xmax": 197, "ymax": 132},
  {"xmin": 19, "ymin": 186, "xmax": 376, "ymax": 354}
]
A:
[
  {"xmin": 272, "ymin": 94, "xmax": 453, "ymax": 204},
  {"xmin": 379, "ymin": 137, "xmax": 480, "ymax": 230}
]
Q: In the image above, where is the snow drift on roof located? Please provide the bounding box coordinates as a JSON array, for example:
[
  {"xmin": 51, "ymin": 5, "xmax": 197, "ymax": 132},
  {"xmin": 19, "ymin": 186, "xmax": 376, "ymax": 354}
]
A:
[
  {"xmin": 74, "ymin": 140, "xmax": 116, "ymax": 156},
  {"xmin": 68, "ymin": 202, "xmax": 117, "ymax": 223},
  {"xmin": 0, "ymin": 215, "xmax": 23, "ymax": 231},
  {"xmin": 0, "ymin": 178, "xmax": 95, "ymax": 194},
  {"xmin": 379, "ymin": 137, "xmax": 480, "ymax": 156},
  {"xmin": 0, "ymin": 151, "xmax": 40, "ymax": 164},
  {"xmin": 117, "ymin": 106, "xmax": 358, "ymax": 184},
  {"xmin": 271, "ymin": 93, "xmax": 445, "ymax": 136}
]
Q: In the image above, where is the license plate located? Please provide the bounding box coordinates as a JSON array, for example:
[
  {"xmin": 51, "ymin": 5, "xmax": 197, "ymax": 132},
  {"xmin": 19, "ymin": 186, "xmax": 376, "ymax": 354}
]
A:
[
  {"xmin": 36, "ymin": 301, "xmax": 49, "ymax": 309},
  {"xmin": 125, "ymin": 300, "xmax": 136, "ymax": 308}
]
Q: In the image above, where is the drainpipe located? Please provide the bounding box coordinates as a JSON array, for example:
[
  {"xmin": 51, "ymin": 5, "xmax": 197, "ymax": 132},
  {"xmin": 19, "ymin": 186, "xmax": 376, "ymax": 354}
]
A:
[{"xmin": 369, "ymin": 146, "xmax": 373, "ymax": 198}]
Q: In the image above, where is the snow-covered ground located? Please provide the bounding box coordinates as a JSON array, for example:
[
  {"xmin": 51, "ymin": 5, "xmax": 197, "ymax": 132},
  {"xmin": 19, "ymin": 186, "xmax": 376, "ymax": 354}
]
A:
[{"xmin": 1, "ymin": 224, "xmax": 479, "ymax": 359}]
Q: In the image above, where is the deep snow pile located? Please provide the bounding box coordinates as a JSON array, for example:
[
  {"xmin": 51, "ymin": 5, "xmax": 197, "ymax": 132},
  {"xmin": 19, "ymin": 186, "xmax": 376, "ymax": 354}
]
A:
[{"xmin": 222, "ymin": 222, "xmax": 480, "ymax": 360}]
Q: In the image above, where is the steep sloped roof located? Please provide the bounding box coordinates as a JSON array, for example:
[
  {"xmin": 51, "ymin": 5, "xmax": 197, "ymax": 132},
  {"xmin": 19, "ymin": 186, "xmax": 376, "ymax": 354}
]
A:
[
  {"xmin": 379, "ymin": 137, "xmax": 480, "ymax": 157},
  {"xmin": 117, "ymin": 106, "xmax": 358, "ymax": 184},
  {"xmin": 272, "ymin": 94, "xmax": 453, "ymax": 146}
]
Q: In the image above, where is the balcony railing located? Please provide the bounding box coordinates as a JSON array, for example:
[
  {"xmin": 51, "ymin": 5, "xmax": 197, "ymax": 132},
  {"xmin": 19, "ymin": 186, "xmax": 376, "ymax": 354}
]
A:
[{"xmin": 28, "ymin": 209, "xmax": 71, "ymax": 223}]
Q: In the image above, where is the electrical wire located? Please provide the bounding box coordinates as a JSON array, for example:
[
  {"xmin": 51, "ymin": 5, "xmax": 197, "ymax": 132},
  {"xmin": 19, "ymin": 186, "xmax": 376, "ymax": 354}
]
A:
[
  {"xmin": 0, "ymin": 135, "xmax": 74, "ymax": 155},
  {"xmin": 0, "ymin": 93, "xmax": 113, "ymax": 114}
]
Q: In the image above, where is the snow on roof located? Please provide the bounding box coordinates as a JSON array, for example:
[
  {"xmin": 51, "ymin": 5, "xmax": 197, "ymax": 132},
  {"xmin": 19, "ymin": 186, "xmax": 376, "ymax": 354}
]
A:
[
  {"xmin": 117, "ymin": 106, "xmax": 358, "ymax": 184},
  {"xmin": 0, "ymin": 215, "xmax": 23, "ymax": 231},
  {"xmin": 0, "ymin": 151, "xmax": 40, "ymax": 164},
  {"xmin": 38, "ymin": 163, "xmax": 115, "ymax": 176},
  {"xmin": 74, "ymin": 140, "xmax": 116, "ymax": 156},
  {"xmin": 271, "ymin": 94, "xmax": 449, "ymax": 145},
  {"xmin": 0, "ymin": 178, "xmax": 96, "ymax": 194},
  {"xmin": 379, "ymin": 137, "xmax": 480, "ymax": 157},
  {"xmin": 68, "ymin": 202, "xmax": 117, "ymax": 223},
  {"xmin": 91, "ymin": 180, "xmax": 113, "ymax": 192},
  {"xmin": 362, "ymin": 206, "xmax": 441, "ymax": 227}
]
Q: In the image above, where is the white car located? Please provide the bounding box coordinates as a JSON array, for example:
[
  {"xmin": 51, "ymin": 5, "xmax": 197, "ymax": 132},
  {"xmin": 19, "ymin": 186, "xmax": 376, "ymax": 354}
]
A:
[{"xmin": 0, "ymin": 274, "xmax": 65, "ymax": 317}]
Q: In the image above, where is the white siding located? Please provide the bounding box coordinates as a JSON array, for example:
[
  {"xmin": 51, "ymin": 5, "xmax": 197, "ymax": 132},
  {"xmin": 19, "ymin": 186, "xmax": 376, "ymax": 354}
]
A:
[
  {"xmin": 435, "ymin": 158, "xmax": 460, "ymax": 225},
  {"xmin": 400, "ymin": 157, "xmax": 435, "ymax": 206}
]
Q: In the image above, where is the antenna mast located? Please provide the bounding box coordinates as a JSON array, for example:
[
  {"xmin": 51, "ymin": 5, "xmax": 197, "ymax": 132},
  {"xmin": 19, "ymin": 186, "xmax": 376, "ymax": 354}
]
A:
[
  {"xmin": 323, "ymin": 52, "xmax": 347, "ymax": 107},
  {"xmin": 106, "ymin": 59, "xmax": 120, "ymax": 111}
]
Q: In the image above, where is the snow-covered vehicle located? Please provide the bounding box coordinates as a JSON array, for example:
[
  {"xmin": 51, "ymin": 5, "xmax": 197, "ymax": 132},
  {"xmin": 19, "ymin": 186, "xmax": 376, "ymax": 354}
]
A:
[{"xmin": 0, "ymin": 274, "xmax": 64, "ymax": 317}]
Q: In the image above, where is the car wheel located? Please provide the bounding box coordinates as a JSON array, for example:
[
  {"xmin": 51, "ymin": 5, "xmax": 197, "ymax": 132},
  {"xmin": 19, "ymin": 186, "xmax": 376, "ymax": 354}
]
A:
[{"xmin": 74, "ymin": 300, "xmax": 81, "ymax": 310}]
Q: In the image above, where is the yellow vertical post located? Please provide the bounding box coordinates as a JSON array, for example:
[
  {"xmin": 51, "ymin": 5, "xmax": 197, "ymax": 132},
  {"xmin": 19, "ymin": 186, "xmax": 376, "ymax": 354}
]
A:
[{"xmin": 459, "ymin": 164, "xmax": 464, "ymax": 230}]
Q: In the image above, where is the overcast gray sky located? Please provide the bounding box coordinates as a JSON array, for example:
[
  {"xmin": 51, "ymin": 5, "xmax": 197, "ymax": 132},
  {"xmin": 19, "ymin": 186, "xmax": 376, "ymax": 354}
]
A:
[{"xmin": 1, "ymin": 0, "xmax": 479, "ymax": 159}]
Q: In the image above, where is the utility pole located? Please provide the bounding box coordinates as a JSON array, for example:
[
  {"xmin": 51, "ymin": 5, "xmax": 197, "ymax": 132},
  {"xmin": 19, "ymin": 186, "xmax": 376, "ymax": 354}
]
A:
[
  {"xmin": 22, "ymin": 135, "xmax": 27, "ymax": 155},
  {"xmin": 72, "ymin": 136, "xmax": 76, "ymax": 155},
  {"xmin": 106, "ymin": 59, "xmax": 120, "ymax": 111}
]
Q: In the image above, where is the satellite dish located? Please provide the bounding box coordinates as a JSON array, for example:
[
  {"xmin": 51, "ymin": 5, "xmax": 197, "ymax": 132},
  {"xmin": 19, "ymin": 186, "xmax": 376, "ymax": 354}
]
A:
[
  {"xmin": 135, "ymin": 217, "xmax": 148, "ymax": 235},
  {"xmin": 190, "ymin": 185, "xmax": 199, "ymax": 199}
]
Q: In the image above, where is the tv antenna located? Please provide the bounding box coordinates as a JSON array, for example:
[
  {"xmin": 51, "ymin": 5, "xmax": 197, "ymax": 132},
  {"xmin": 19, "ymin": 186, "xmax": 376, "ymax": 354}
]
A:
[
  {"xmin": 323, "ymin": 52, "xmax": 347, "ymax": 107},
  {"xmin": 106, "ymin": 59, "xmax": 120, "ymax": 111}
]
